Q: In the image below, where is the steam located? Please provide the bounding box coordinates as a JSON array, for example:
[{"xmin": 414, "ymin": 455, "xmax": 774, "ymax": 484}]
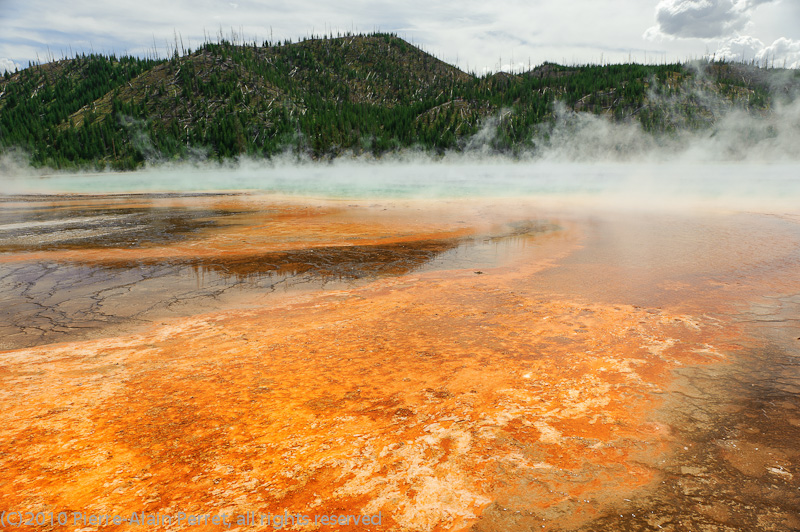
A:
[
  {"xmin": 0, "ymin": 149, "xmax": 42, "ymax": 180},
  {"xmin": 462, "ymin": 112, "xmax": 507, "ymax": 155},
  {"xmin": 532, "ymin": 103, "xmax": 661, "ymax": 162},
  {"xmin": 118, "ymin": 116, "xmax": 162, "ymax": 162},
  {"xmin": 2, "ymin": 149, "xmax": 798, "ymax": 215},
  {"xmin": 118, "ymin": 115, "xmax": 211, "ymax": 163},
  {"xmin": 532, "ymin": 93, "xmax": 800, "ymax": 163},
  {"xmin": 1, "ymin": 63, "xmax": 799, "ymax": 214}
]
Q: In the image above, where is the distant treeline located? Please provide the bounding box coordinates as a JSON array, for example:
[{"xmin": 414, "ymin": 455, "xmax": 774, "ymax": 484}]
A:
[{"xmin": 0, "ymin": 33, "xmax": 795, "ymax": 170}]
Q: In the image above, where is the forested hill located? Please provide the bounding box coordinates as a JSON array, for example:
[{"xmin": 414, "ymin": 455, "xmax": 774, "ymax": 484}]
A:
[{"xmin": 1, "ymin": 32, "xmax": 798, "ymax": 170}]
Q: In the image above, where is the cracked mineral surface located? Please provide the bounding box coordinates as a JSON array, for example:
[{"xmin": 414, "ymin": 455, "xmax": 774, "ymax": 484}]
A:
[{"xmin": 0, "ymin": 193, "xmax": 798, "ymax": 531}]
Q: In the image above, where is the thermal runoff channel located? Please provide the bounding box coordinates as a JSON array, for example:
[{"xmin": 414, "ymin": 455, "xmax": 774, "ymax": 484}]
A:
[{"xmin": 1, "ymin": 162, "xmax": 799, "ymax": 531}]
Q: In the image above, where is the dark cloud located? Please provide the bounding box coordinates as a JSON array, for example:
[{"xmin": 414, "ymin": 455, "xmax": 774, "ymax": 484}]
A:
[{"xmin": 647, "ymin": 0, "xmax": 778, "ymax": 39}]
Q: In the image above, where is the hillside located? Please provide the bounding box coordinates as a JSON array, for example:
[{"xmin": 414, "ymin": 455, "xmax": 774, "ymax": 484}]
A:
[{"xmin": 1, "ymin": 33, "xmax": 798, "ymax": 170}]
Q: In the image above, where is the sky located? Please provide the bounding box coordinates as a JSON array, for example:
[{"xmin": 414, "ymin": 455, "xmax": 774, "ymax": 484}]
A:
[{"xmin": 1, "ymin": 0, "xmax": 799, "ymax": 75}]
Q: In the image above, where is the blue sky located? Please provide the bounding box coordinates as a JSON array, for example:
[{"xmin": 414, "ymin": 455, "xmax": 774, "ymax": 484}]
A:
[{"xmin": 1, "ymin": 0, "xmax": 798, "ymax": 74}]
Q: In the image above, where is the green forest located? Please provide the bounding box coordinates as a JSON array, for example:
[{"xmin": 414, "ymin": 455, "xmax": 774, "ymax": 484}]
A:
[{"xmin": 0, "ymin": 33, "xmax": 797, "ymax": 170}]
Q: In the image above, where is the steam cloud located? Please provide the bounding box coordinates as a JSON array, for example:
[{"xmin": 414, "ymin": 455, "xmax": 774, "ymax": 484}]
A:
[
  {"xmin": 1, "ymin": 62, "xmax": 798, "ymax": 215},
  {"xmin": 535, "ymin": 84, "xmax": 800, "ymax": 163}
]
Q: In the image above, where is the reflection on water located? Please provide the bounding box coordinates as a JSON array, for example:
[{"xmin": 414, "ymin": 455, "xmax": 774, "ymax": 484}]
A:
[
  {"xmin": 528, "ymin": 212, "xmax": 800, "ymax": 310},
  {"xmin": 0, "ymin": 219, "xmax": 556, "ymax": 350},
  {"xmin": 0, "ymin": 193, "xmax": 243, "ymax": 252}
]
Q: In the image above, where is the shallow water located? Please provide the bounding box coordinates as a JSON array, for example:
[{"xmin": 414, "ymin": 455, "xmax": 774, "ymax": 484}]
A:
[
  {"xmin": 0, "ymin": 194, "xmax": 555, "ymax": 349},
  {"xmin": 0, "ymin": 232, "xmax": 552, "ymax": 350},
  {"xmin": 6, "ymin": 162, "xmax": 800, "ymax": 208}
]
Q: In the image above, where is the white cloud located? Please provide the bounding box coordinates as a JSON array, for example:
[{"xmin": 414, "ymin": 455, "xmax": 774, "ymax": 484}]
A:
[
  {"xmin": 713, "ymin": 34, "xmax": 765, "ymax": 61},
  {"xmin": 714, "ymin": 18, "xmax": 800, "ymax": 68},
  {"xmin": 499, "ymin": 62, "xmax": 527, "ymax": 74},
  {"xmin": 712, "ymin": 29, "xmax": 800, "ymax": 67},
  {"xmin": 0, "ymin": 58, "xmax": 21, "ymax": 74},
  {"xmin": 757, "ymin": 36, "xmax": 800, "ymax": 68}
]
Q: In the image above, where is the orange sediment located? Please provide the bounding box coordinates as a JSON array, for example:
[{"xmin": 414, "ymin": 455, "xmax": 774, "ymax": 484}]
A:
[{"xmin": 0, "ymin": 197, "xmax": 789, "ymax": 531}]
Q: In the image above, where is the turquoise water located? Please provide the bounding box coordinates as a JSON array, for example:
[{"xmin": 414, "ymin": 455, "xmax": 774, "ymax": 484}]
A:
[{"xmin": 3, "ymin": 161, "xmax": 800, "ymax": 207}]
